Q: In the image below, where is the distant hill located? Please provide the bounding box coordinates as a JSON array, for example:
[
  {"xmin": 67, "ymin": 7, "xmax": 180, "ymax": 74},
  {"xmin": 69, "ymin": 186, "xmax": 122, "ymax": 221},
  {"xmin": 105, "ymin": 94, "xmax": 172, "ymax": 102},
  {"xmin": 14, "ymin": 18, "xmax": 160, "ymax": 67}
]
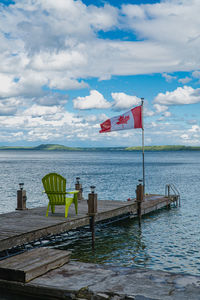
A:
[
  {"xmin": 0, "ymin": 144, "xmax": 126, "ymax": 151},
  {"xmin": 0, "ymin": 144, "xmax": 79, "ymax": 151},
  {"xmin": 0, "ymin": 144, "xmax": 199, "ymax": 151},
  {"xmin": 125, "ymin": 145, "xmax": 200, "ymax": 151},
  {"xmin": 33, "ymin": 144, "xmax": 79, "ymax": 151}
]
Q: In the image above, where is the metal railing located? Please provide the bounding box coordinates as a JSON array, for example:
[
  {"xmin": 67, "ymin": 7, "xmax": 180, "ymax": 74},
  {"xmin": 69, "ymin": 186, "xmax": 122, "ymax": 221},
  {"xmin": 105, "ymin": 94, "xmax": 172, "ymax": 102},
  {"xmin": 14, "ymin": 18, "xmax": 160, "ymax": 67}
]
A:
[{"xmin": 165, "ymin": 183, "xmax": 180, "ymax": 206}]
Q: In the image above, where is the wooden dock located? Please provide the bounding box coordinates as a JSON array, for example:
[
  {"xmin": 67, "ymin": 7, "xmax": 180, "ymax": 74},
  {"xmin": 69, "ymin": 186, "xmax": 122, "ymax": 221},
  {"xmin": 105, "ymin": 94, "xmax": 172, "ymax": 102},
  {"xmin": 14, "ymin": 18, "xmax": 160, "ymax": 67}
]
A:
[{"xmin": 0, "ymin": 194, "xmax": 178, "ymax": 253}]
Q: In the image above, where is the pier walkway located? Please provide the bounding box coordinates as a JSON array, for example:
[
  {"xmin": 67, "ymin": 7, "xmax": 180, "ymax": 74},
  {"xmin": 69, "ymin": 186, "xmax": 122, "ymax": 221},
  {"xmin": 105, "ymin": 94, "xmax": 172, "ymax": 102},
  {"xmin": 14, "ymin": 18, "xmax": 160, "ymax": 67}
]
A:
[{"xmin": 0, "ymin": 195, "xmax": 177, "ymax": 253}]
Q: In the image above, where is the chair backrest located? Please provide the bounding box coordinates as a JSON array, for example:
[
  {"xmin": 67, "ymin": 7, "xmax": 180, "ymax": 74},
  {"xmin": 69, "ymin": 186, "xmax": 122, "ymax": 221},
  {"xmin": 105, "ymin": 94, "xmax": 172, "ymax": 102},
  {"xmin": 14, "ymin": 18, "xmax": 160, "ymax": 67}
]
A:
[{"xmin": 42, "ymin": 173, "xmax": 66, "ymax": 205}]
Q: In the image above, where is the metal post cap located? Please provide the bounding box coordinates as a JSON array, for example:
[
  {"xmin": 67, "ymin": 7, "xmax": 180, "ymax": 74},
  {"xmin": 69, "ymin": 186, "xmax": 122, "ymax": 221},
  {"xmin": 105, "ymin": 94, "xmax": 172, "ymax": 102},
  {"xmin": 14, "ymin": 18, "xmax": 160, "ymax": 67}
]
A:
[
  {"xmin": 19, "ymin": 183, "xmax": 24, "ymax": 190},
  {"xmin": 90, "ymin": 186, "xmax": 96, "ymax": 193}
]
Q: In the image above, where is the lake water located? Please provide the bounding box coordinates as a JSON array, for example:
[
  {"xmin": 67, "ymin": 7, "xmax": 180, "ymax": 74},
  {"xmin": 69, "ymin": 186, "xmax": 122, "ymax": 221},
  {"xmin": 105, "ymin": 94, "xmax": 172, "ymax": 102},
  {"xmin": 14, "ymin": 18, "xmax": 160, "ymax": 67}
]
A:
[{"xmin": 0, "ymin": 150, "xmax": 200, "ymax": 276}]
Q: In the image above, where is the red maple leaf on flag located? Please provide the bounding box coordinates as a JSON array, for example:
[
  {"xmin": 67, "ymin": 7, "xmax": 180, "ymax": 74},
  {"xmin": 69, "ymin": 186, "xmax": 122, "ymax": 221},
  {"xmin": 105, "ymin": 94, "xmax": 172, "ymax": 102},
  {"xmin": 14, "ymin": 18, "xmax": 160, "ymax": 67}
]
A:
[{"xmin": 116, "ymin": 115, "xmax": 130, "ymax": 125}]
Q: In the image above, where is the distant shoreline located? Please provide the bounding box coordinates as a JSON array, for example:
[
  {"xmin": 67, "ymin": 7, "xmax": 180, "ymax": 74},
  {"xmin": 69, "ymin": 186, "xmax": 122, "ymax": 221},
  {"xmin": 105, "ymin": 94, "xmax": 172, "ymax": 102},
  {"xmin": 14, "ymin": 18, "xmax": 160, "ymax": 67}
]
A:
[
  {"xmin": 126, "ymin": 145, "xmax": 200, "ymax": 151},
  {"xmin": 0, "ymin": 144, "xmax": 200, "ymax": 151}
]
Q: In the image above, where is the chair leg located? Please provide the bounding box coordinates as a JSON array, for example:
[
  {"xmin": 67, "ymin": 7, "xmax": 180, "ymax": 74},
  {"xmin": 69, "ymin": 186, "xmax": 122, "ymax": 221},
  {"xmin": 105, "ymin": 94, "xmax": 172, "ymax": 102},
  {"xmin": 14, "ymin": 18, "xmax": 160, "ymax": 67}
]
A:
[
  {"xmin": 51, "ymin": 205, "xmax": 55, "ymax": 213},
  {"xmin": 74, "ymin": 194, "xmax": 78, "ymax": 215},
  {"xmin": 46, "ymin": 203, "xmax": 50, "ymax": 217},
  {"xmin": 65, "ymin": 203, "xmax": 70, "ymax": 218},
  {"xmin": 65, "ymin": 198, "xmax": 74, "ymax": 218}
]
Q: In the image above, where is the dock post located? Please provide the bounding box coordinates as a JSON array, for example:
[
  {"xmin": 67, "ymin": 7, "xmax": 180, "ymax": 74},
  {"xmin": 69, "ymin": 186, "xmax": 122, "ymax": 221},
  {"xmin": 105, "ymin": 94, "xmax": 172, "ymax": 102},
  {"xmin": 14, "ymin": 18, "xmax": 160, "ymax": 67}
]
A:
[
  {"xmin": 16, "ymin": 183, "xmax": 27, "ymax": 210},
  {"xmin": 136, "ymin": 183, "xmax": 143, "ymax": 226},
  {"xmin": 88, "ymin": 186, "xmax": 97, "ymax": 250},
  {"xmin": 166, "ymin": 184, "xmax": 171, "ymax": 209},
  {"xmin": 75, "ymin": 177, "xmax": 84, "ymax": 200}
]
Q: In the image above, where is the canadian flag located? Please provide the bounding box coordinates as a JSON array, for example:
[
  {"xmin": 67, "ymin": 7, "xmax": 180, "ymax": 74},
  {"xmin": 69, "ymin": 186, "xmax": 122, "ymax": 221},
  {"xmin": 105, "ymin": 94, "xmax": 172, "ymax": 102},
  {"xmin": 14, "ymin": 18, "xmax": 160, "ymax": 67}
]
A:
[{"xmin": 99, "ymin": 106, "xmax": 142, "ymax": 133}]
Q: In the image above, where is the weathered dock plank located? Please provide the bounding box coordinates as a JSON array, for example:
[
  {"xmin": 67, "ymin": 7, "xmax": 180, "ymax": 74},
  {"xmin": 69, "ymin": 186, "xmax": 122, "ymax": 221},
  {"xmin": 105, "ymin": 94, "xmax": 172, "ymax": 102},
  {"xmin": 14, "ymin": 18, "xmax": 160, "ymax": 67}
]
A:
[
  {"xmin": 0, "ymin": 195, "xmax": 176, "ymax": 252},
  {"xmin": 0, "ymin": 248, "xmax": 71, "ymax": 283}
]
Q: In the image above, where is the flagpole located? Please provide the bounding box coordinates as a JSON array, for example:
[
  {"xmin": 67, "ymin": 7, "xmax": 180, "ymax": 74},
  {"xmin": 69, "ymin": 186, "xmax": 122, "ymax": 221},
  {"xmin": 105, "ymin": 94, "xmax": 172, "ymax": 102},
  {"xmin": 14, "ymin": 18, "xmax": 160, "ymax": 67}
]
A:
[{"xmin": 141, "ymin": 98, "xmax": 145, "ymax": 196}]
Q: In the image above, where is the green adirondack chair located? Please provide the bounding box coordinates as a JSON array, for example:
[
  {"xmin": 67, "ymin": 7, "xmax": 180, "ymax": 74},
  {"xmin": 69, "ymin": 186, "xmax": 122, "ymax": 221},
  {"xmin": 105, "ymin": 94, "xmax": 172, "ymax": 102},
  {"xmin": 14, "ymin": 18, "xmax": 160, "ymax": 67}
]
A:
[{"xmin": 42, "ymin": 173, "xmax": 78, "ymax": 218}]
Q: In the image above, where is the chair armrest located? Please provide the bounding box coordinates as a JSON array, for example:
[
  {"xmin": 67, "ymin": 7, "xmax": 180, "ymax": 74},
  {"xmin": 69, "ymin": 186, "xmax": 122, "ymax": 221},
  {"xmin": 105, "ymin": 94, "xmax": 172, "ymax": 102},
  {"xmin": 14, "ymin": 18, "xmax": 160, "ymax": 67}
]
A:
[
  {"xmin": 43, "ymin": 191, "xmax": 79, "ymax": 195},
  {"xmin": 66, "ymin": 190, "xmax": 79, "ymax": 195},
  {"xmin": 43, "ymin": 191, "xmax": 69, "ymax": 195}
]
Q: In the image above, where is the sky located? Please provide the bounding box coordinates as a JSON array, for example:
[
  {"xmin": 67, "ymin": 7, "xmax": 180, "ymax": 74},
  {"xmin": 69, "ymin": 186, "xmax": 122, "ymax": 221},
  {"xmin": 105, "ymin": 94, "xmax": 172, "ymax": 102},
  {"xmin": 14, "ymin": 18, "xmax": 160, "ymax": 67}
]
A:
[{"xmin": 0, "ymin": 0, "xmax": 200, "ymax": 147}]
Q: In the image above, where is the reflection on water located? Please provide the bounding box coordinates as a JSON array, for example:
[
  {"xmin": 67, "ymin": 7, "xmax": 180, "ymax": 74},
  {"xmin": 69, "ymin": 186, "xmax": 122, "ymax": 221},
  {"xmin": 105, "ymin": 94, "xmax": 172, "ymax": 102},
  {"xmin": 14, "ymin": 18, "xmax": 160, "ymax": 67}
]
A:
[
  {"xmin": 0, "ymin": 150, "xmax": 200, "ymax": 275},
  {"xmin": 63, "ymin": 220, "xmax": 148, "ymax": 266},
  {"xmin": 56, "ymin": 218, "xmax": 149, "ymax": 267}
]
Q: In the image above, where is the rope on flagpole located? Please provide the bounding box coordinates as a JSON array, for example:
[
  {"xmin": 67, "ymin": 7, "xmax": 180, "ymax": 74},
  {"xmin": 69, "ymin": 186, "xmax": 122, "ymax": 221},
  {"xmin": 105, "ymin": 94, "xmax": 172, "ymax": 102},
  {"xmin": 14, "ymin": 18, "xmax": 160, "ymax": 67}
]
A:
[{"xmin": 141, "ymin": 98, "xmax": 145, "ymax": 197}]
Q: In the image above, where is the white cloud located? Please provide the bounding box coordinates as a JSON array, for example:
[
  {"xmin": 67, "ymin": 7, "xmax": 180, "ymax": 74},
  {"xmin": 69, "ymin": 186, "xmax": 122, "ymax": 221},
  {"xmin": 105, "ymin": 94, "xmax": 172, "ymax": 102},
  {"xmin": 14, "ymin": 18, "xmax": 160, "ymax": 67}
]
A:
[
  {"xmin": 154, "ymin": 104, "xmax": 168, "ymax": 113},
  {"xmin": 34, "ymin": 94, "xmax": 67, "ymax": 106},
  {"xmin": 121, "ymin": 4, "xmax": 145, "ymax": 19},
  {"xmin": 1, "ymin": 0, "xmax": 200, "ymax": 101},
  {"xmin": 122, "ymin": 1, "xmax": 200, "ymax": 45},
  {"xmin": 0, "ymin": 74, "xmax": 19, "ymax": 98},
  {"xmin": 179, "ymin": 124, "xmax": 200, "ymax": 144},
  {"xmin": 0, "ymin": 72, "xmax": 47, "ymax": 99},
  {"xmin": 0, "ymin": 106, "xmax": 96, "ymax": 143},
  {"xmin": 83, "ymin": 115, "xmax": 97, "ymax": 123},
  {"xmin": 98, "ymin": 113, "xmax": 109, "ymax": 122},
  {"xmin": 187, "ymin": 119, "xmax": 197, "ymax": 125},
  {"xmin": 150, "ymin": 122, "xmax": 157, "ymax": 128},
  {"xmin": 192, "ymin": 70, "xmax": 200, "ymax": 78},
  {"xmin": 188, "ymin": 125, "xmax": 200, "ymax": 132},
  {"xmin": 73, "ymin": 90, "xmax": 111, "ymax": 110},
  {"xmin": 152, "ymin": 103, "xmax": 171, "ymax": 118},
  {"xmin": 154, "ymin": 86, "xmax": 200, "ymax": 105},
  {"xmin": 23, "ymin": 104, "xmax": 63, "ymax": 117},
  {"xmin": 162, "ymin": 73, "xmax": 176, "ymax": 82},
  {"xmin": 121, "ymin": 0, "xmax": 200, "ymax": 73},
  {"xmin": 31, "ymin": 50, "xmax": 86, "ymax": 71},
  {"xmin": 0, "ymin": 0, "xmax": 118, "ymax": 98},
  {"xmin": 143, "ymin": 106, "xmax": 154, "ymax": 117},
  {"xmin": 181, "ymin": 134, "xmax": 189, "ymax": 140},
  {"xmin": 0, "ymin": 97, "xmax": 21, "ymax": 116},
  {"xmin": 83, "ymin": 113, "xmax": 108, "ymax": 123},
  {"xmin": 87, "ymin": 4, "xmax": 118, "ymax": 31},
  {"xmin": 178, "ymin": 77, "xmax": 192, "ymax": 84},
  {"xmin": 111, "ymin": 92, "xmax": 141, "ymax": 110},
  {"xmin": 48, "ymin": 77, "xmax": 88, "ymax": 90},
  {"xmin": 163, "ymin": 111, "xmax": 171, "ymax": 117}
]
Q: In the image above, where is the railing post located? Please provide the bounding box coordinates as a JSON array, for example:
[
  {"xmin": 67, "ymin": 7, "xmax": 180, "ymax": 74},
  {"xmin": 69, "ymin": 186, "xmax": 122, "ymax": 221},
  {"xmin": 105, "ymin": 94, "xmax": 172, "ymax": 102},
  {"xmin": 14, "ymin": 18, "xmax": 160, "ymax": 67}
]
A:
[
  {"xmin": 166, "ymin": 184, "xmax": 171, "ymax": 209},
  {"xmin": 75, "ymin": 177, "xmax": 84, "ymax": 200},
  {"xmin": 16, "ymin": 183, "xmax": 27, "ymax": 210},
  {"xmin": 136, "ymin": 183, "xmax": 143, "ymax": 226},
  {"xmin": 167, "ymin": 184, "xmax": 170, "ymax": 198},
  {"xmin": 88, "ymin": 186, "xmax": 97, "ymax": 250}
]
